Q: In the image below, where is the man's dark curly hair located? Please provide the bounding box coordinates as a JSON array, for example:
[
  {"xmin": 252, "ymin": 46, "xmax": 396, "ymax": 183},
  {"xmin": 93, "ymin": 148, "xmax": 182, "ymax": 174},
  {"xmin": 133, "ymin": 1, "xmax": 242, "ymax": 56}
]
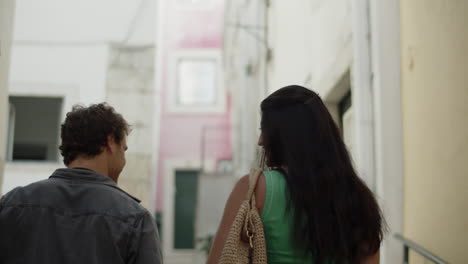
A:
[{"xmin": 59, "ymin": 103, "xmax": 130, "ymax": 166}]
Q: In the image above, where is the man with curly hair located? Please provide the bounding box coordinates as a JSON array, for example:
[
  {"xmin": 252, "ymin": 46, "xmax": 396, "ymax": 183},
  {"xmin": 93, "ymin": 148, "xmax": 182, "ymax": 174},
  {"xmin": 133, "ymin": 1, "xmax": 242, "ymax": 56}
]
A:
[{"xmin": 0, "ymin": 103, "xmax": 162, "ymax": 264}]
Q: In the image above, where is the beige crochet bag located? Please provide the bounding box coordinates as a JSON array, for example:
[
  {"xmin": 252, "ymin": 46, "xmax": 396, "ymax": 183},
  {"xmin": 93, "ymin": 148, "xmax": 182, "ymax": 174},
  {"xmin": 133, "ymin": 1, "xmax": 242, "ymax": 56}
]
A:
[{"xmin": 219, "ymin": 169, "xmax": 267, "ymax": 264}]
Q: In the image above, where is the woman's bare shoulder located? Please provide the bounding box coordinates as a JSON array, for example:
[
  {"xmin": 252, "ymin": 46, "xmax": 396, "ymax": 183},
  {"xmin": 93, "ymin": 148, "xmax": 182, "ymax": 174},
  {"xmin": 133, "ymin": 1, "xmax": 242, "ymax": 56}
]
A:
[{"xmin": 235, "ymin": 171, "xmax": 266, "ymax": 214}]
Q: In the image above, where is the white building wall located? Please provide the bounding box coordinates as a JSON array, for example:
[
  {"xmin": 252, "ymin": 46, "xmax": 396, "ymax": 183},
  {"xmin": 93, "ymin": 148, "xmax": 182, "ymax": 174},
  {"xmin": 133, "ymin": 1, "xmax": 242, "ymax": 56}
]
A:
[
  {"xmin": 12, "ymin": 0, "xmax": 154, "ymax": 45},
  {"xmin": 266, "ymin": 0, "xmax": 352, "ymax": 97},
  {"xmin": 9, "ymin": 45, "xmax": 108, "ymax": 103},
  {"xmin": 3, "ymin": 0, "xmax": 157, "ymax": 203},
  {"xmin": 3, "ymin": 44, "xmax": 110, "ymax": 194},
  {"xmin": 0, "ymin": 0, "xmax": 15, "ymax": 194},
  {"xmin": 225, "ymin": 0, "xmax": 353, "ymax": 174},
  {"xmin": 227, "ymin": 0, "xmax": 353, "ymax": 168},
  {"xmin": 224, "ymin": 0, "xmax": 269, "ymax": 175}
]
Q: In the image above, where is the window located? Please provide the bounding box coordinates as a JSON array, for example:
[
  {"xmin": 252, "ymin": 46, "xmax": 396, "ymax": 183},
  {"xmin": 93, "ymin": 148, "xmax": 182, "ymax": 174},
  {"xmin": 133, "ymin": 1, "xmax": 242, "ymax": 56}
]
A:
[
  {"xmin": 176, "ymin": 58, "xmax": 217, "ymax": 106},
  {"xmin": 7, "ymin": 96, "xmax": 63, "ymax": 162},
  {"xmin": 169, "ymin": 50, "xmax": 224, "ymax": 113}
]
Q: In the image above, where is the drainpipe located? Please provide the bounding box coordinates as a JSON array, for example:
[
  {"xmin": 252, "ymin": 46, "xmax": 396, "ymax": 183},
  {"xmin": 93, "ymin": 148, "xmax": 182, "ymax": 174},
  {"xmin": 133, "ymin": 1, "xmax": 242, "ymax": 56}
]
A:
[
  {"xmin": 350, "ymin": 0, "xmax": 376, "ymax": 191},
  {"xmin": 152, "ymin": 0, "xmax": 165, "ymax": 223}
]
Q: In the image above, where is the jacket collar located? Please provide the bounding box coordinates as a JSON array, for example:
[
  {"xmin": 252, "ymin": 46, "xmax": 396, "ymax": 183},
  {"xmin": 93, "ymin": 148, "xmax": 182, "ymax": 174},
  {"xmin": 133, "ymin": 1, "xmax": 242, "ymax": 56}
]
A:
[{"xmin": 49, "ymin": 167, "xmax": 141, "ymax": 203}]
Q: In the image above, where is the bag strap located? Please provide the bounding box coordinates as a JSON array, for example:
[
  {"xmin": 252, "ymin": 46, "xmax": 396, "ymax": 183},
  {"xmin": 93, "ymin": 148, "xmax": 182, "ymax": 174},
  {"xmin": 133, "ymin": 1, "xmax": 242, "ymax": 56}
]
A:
[
  {"xmin": 245, "ymin": 169, "xmax": 262, "ymax": 206},
  {"xmin": 242, "ymin": 169, "xmax": 262, "ymax": 245}
]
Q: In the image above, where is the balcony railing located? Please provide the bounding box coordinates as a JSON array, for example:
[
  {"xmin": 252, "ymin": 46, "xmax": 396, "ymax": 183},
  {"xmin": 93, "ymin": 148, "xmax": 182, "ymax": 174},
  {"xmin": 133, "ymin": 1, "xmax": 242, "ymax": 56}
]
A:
[{"xmin": 394, "ymin": 233, "xmax": 449, "ymax": 264}]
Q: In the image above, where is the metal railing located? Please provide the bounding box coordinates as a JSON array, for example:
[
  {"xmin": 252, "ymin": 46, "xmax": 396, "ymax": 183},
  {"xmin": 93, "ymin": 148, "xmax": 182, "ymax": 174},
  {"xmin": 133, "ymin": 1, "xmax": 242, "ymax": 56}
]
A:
[{"xmin": 394, "ymin": 233, "xmax": 449, "ymax": 264}]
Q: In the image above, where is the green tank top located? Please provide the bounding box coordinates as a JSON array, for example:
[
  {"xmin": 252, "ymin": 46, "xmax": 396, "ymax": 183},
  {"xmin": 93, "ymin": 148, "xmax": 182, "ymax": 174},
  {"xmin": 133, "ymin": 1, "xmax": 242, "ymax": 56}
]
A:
[{"xmin": 261, "ymin": 170, "xmax": 314, "ymax": 263}]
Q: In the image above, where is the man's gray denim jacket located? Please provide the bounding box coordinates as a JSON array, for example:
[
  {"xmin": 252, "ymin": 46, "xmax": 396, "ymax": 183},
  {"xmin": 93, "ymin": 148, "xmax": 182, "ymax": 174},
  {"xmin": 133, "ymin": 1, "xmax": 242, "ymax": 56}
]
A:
[{"xmin": 0, "ymin": 168, "xmax": 163, "ymax": 264}]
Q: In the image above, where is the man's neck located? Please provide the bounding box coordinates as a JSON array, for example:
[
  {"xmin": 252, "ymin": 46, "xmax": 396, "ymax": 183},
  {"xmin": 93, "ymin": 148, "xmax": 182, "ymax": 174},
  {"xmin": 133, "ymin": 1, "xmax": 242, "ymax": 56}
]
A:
[{"xmin": 67, "ymin": 156, "xmax": 111, "ymax": 180}]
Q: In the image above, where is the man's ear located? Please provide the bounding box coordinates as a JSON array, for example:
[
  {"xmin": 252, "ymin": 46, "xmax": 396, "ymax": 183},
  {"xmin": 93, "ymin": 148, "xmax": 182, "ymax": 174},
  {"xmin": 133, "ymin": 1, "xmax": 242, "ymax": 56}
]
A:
[{"xmin": 106, "ymin": 135, "xmax": 116, "ymax": 153}]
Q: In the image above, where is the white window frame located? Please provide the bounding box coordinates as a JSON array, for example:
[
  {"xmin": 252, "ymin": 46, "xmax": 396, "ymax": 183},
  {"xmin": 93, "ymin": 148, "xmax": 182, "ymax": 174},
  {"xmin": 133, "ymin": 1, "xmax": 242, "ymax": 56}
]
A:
[
  {"xmin": 6, "ymin": 103, "xmax": 15, "ymax": 161},
  {"xmin": 168, "ymin": 50, "xmax": 225, "ymax": 114}
]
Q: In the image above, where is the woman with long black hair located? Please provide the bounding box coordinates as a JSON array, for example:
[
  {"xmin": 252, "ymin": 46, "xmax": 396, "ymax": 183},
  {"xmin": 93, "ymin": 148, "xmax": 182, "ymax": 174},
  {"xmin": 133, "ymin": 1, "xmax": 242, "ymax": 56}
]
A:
[{"xmin": 208, "ymin": 85, "xmax": 384, "ymax": 264}]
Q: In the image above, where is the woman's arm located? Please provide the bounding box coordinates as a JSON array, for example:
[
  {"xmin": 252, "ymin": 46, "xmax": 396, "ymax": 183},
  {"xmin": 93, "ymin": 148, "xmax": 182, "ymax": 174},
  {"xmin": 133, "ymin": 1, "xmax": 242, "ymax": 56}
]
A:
[{"xmin": 206, "ymin": 174, "xmax": 265, "ymax": 264}]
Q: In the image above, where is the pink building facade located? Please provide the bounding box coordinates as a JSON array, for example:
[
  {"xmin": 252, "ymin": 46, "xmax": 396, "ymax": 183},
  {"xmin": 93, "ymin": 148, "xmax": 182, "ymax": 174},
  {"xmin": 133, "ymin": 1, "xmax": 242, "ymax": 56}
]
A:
[{"xmin": 154, "ymin": 0, "xmax": 230, "ymax": 262}]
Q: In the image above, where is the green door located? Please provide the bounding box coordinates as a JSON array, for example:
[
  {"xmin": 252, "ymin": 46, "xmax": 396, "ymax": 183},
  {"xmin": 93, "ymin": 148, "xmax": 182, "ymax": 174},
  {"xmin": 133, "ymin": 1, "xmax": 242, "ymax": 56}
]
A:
[{"xmin": 174, "ymin": 170, "xmax": 199, "ymax": 249}]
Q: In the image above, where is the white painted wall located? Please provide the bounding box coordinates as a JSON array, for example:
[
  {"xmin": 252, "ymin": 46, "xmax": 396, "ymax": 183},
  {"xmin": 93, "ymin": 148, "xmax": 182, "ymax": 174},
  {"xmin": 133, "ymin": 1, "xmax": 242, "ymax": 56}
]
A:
[
  {"xmin": 13, "ymin": 0, "xmax": 154, "ymax": 45},
  {"xmin": 266, "ymin": 0, "xmax": 352, "ymax": 96},
  {"xmin": 9, "ymin": 45, "xmax": 109, "ymax": 103},
  {"xmin": 0, "ymin": 0, "xmax": 15, "ymax": 194}
]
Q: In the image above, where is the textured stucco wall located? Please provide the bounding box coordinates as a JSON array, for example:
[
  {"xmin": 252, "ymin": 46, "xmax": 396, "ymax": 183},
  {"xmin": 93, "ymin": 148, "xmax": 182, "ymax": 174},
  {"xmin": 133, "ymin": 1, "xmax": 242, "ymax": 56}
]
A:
[{"xmin": 106, "ymin": 45, "xmax": 155, "ymax": 210}]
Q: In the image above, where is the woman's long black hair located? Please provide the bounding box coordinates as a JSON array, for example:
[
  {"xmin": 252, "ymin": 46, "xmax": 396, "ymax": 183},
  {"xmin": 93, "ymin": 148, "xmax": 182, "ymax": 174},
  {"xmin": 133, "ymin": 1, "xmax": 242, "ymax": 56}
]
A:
[{"xmin": 260, "ymin": 85, "xmax": 384, "ymax": 264}]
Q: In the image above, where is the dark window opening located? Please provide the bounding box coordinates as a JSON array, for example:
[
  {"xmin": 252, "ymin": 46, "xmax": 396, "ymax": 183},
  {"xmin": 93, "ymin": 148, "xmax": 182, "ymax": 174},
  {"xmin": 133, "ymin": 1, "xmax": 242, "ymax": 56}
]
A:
[
  {"xmin": 338, "ymin": 91, "xmax": 352, "ymax": 132},
  {"xmin": 8, "ymin": 96, "xmax": 63, "ymax": 162}
]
